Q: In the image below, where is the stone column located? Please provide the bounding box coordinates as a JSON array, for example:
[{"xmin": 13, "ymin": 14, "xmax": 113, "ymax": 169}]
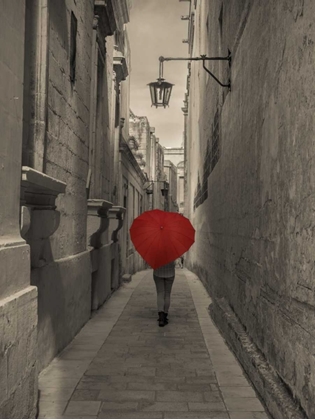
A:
[{"xmin": 0, "ymin": 2, "xmax": 37, "ymax": 417}]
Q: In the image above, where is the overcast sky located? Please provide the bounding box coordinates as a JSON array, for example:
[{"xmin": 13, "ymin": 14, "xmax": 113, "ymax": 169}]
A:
[{"xmin": 128, "ymin": 0, "xmax": 190, "ymax": 148}]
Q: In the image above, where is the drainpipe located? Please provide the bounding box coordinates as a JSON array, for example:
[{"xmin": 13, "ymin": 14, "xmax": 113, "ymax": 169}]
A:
[
  {"xmin": 87, "ymin": 15, "xmax": 99, "ymax": 198},
  {"xmin": 28, "ymin": 0, "xmax": 50, "ymax": 172}
]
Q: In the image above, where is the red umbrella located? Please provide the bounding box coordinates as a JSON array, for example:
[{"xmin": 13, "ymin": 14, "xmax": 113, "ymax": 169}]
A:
[{"xmin": 129, "ymin": 209, "xmax": 195, "ymax": 269}]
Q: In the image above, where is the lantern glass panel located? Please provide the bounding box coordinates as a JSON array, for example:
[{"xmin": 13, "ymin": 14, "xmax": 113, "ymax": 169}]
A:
[
  {"xmin": 164, "ymin": 86, "xmax": 172, "ymax": 106},
  {"xmin": 148, "ymin": 79, "xmax": 174, "ymax": 107},
  {"xmin": 148, "ymin": 84, "xmax": 156, "ymax": 106}
]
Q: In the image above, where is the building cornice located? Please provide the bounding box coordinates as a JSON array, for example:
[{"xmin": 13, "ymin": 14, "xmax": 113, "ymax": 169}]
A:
[{"xmin": 94, "ymin": 0, "xmax": 117, "ymax": 37}]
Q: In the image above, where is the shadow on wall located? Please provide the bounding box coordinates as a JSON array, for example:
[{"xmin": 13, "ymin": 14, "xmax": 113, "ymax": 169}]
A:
[
  {"xmin": 23, "ymin": 208, "xmax": 91, "ymax": 372},
  {"xmin": 31, "ymin": 249, "xmax": 91, "ymax": 372},
  {"xmin": 21, "ymin": 0, "xmax": 93, "ymax": 374}
]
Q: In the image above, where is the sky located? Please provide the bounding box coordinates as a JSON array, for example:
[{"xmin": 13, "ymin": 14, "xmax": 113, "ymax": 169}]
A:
[{"xmin": 128, "ymin": 0, "xmax": 190, "ymax": 148}]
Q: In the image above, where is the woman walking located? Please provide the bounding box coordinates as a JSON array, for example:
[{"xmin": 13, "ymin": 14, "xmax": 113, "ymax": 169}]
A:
[{"xmin": 153, "ymin": 260, "xmax": 175, "ymax": 327}]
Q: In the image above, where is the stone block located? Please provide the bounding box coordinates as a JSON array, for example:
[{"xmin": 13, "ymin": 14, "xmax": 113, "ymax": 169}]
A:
[
  {"xmin": 64, "ymin": 401, "xmax": 101, "ymax": 417},
  {"xmin": 156, "ymin": 391, "xmax": 203, "ymax": 402},
  {"xmin": 140, "ymin": 402, "xmax": 188, "ymax": 412},
  {"xmin": 0, "ymin": 244, "xmax": 30, "ymax": 300},
  {"xmin": 164, "ymin": 413, "xmax": 229, "ymax": 419}
]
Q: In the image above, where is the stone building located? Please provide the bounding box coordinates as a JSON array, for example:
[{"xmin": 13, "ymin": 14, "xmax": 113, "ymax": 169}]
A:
[
  {"xmin": 0, "ymin": 2, "xmax": 38, "ymax": 417},
  {"xmin": 129, "ymin": 112, "xmax": 167, "ymax": 211},
  {"xmin": 120, "ymin": 133, "xmax": 148, "ymax": 274},
  {"xmin": 184, "ymin": 0, "xmax": 315, "ymax": 418},
  {"xmin": 163, "ymin": 146, "xmax": 184, "ymax": 168},
  {"xmin": 129, "ymin": 112, "xmax": 152, "ymax": 181},
  {"xmin": 177, "ymin": 161, "xmax": 185, "ymax": 214},
  {"xmin": 0, "ymin": 0, "xmax": 145, "ymax": 416},
  {"xmin": 164, "ymin": 160, "xmax": 178, "ymax": 212},
  {"xmin": 164, "ymin": 146, "xmax": 185, "ymax": 213}
]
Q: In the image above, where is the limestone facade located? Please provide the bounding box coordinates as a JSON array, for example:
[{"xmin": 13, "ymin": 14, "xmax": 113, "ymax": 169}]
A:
[
  {"xmin": 184, "ymin": 0, "xmax": 315, "ymax": 417},
  {"xmin": 164, "ymin": 160, "xmax": 178, "ymax": 212},
  {"xmin": 177, "ymin": 161, "xmax": 185, "ymax": 214},
  {"xmin": 0, "ymin": 2, "xmax": 38, "ymax": 416},
  {"xmin": 163, "ymin": 146, "xmax": 184, "ymax": 168},
  {"xmin": 129, "ymin": 112, "xmax": 168, "ymax": 211},
  {"xmin": 0, "ymin": 0, "xmax": 146, "ymax": 415},
  {"xmin": 163, "ymin": 146, "xmax": 185, "ymax": 213}
]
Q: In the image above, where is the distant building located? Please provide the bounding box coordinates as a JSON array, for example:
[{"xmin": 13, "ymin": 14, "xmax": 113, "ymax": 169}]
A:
[
  {"xmin": 164, "ymin": 160, "xmax": 178, "ymax": 212},
  {"xmin": 163, "ymin": 146, "xmax": 185, "ymax": 213},
  {"xmin": 129, "ymin": 112, "xmax": 167, "ymax": 211},
  {"xmin": 163, "ymin": 146, "xmax": 184, "ymax": 167},
  {"xmin": 177, "ymin": 161, "xmax": 185, "ymax": 214}
]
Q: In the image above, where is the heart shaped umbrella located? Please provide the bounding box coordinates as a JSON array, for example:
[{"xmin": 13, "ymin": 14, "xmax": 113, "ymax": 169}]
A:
[{"xmin": 129, "ymin": 209, "xmax": 195, "ymax": 269}]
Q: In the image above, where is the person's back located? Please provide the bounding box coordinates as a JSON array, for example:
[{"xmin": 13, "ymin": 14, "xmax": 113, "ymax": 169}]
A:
[{"xmin": 153, "ymin": 261, "xmax": 175, "ymax": 278}]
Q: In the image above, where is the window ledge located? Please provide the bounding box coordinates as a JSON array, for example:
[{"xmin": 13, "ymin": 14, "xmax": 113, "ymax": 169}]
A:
[
  {"xmin": 87, "ymin": 199, "xmax": 113, "ymax": 217},
  {"xmin": 21, "ymin": 166, "xmax": 66, "ymax": 209},
  {"xmin": 108, "ymin": 206, "xmax": 126, "ymax": 220}
]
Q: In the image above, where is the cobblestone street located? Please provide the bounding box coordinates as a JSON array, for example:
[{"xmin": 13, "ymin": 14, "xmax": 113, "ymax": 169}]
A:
[{"xmin": 38, "ymin": 269, "xmax": 268, "ymax": 419}]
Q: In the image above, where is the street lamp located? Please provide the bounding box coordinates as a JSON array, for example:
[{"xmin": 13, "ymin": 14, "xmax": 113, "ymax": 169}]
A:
[
  {"xmin": 148, "ymin": 52, "xmax": 231, "ymax": 108},
  {"xmin": 148, "ymin": 59, "xmax": 174, "ymax": 108}
]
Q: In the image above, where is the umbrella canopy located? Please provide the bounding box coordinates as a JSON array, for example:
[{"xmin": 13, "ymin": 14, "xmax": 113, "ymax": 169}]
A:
[{"xmin": 129, "ymin": 209, "xmax": 195, "ymax": 269}]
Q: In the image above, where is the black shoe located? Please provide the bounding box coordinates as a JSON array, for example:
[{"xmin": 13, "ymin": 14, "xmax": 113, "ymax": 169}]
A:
[
  {"xmin": 164, "ymin": 312, "xmax": 168, "ymax": 325},
  {"xmin": 158, "ymin": 312, "xmax": 165, "ymax": 327}
]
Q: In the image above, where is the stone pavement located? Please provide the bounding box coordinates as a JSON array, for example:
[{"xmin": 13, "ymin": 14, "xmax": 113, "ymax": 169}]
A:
[{"xmin": 38, "ymin": 269, "xmax": 269, "ymax": 419}]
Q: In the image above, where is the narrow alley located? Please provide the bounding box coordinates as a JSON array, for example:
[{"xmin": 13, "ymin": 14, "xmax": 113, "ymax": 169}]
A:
[
  {"xmin": 38, "ymin": 269, "xmax": 267, "ymax": 419},
  {"xmin": 1, "ymin": 0, "xmax": 315, "ymax": 418}
]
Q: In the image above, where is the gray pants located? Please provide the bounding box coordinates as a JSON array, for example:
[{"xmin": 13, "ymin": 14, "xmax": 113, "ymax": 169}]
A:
[{"xmin": 153, "ymin": 275, "xmax": 175, "ymax": 313}]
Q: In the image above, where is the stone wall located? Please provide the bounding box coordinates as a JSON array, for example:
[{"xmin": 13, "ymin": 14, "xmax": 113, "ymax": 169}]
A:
[
  {"xmin": 164, "ymin": 160, "xmax": 178, "ymax": 212},
  {"xmin": 120, "ymin": 146, "xmax": 147, "ymax": 275},
  {"xmin": 129, "ymin": 113, "xmax": 152, "ymax": 180},
  {"xmin": 1, "ymin": 0, "xmax": 134, "ymax": 413},
  {"xmin": 0, "ymin": 1, "xmax": 37, "ymax": 417},
  {"xmin": 186, "ymin": 0, "xmax": 315, "ymax": 417},
  {"xmin": 163, "ymin": 146, "xmax": 184, "ymax": 168},
  {"xmin": 46, "ymin": 0, "xmax": 93, "ymax": 258},
  {"xmin": 22, "ymin": 0, "xmax": 94, "ymax": 371}
]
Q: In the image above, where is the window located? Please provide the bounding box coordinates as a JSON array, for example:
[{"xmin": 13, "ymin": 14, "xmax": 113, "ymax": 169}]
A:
[
  {"xmin": 211, "ymin": 109, "xmax": 220, "ymax": 170},
  {"xmin": 70, "ymin": 12, "xmax": 77, "ymax": 84}
]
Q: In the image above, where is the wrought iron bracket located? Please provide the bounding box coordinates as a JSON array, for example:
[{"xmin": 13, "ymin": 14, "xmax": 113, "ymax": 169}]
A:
[
  {"xmin": 201, "ymin": 52, "xmax": 231, "ymax": 90},
  {"xmin": 159, "ymin": 50, "xmax": 232, "ymax": 90}
]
